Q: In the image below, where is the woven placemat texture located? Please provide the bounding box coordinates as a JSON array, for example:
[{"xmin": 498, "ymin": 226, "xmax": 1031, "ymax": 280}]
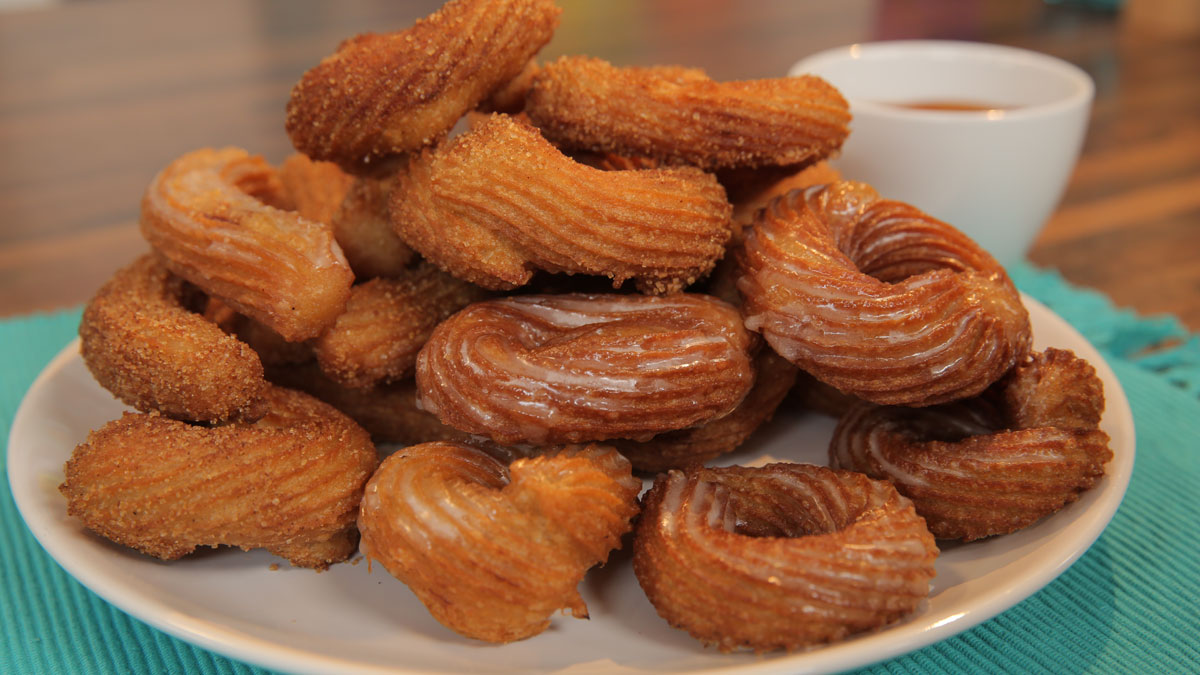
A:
[{"xmin": 2, "ymin": 263, "xmax": 1197, "ymax": 674}]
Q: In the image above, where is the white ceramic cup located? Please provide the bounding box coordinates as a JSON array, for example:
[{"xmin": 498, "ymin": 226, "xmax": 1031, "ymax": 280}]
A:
[{"xmin": 789, "ymin": 40, "xmax": 1094, "ymax": 267}]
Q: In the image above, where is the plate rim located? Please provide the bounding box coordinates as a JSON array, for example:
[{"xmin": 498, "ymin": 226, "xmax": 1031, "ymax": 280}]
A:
[{"xmin": 6, "ymin": 293, "xmax": 1136, "ymax": 675}]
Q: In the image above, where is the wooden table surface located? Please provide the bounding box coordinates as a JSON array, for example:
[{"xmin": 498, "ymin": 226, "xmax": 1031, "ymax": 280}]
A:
[{"xmin": 1, "ymin": 0, "xmax": 1197, "ymax": 329}]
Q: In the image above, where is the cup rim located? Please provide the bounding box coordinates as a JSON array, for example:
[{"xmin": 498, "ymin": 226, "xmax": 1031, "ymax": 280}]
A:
[{"xmin": 789, "ymin": 39, "xmax": 1095, "ymax": 122}]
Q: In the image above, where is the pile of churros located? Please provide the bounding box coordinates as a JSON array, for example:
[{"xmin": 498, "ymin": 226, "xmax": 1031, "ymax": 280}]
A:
[{"xmin": 58, "ymin": 0, "xmax": 1114, "ymax": 654}]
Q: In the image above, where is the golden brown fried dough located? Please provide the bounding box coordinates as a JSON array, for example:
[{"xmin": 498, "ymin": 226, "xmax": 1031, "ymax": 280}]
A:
[
  {"xmin": 267, "ymin": 362, "xmax": 467, "ymax": 446},
  {"xmin": 285, "ymin": 0, "xmax": 561, "ymax": 173},
  {"xmin": 479, "ymin": 58, "xmax": 541, "ymax": 114},
  {"xmin": 612, "ymin": 350, "xmax": 797, "ymax": 472},
  {"xmin": 277, "ymin": 153, "xmax": 355, "ymax": 225},
  {"xmin": 79, "ymin": 255, "xmax": 266, "ymax": 422},
  {"xmin": 359, "ymin": 442, "xmax": 640, "ymax": 642},
  {"xmin": 391, "ymin": 114, "xmax": 734, "ymax": 294},
  {"xmin": 738, "ymin": 181, "xmax": 1031, "ymax": 406},
  {"xmin": 60, "ymin": 385, "xmax": 379, "ymax": 569},
  {"xmin": 790, "ymin": 370, "xmax": 864, "ymax": 418},
  {"xmin": 633, "ymin": 463, "xmax": 938, "ymax": 652},
  {"xmin": 140, "ymin": 147, "xmax": 355, "ymax": 342},
  {"xmin": 330, "ymin": 173, "xmax": 415, "ymax": 278},
  {"xmin": 312, "ymin": 264, "xmax": 489, "ymax": 389},
  {"xmin": 526, "ymin": 56, "xmax": 850, "ymax": 170},
  {"xmin": 830, "ymin": 348, "xmax": 1113, "ymax": 541},
  {"xmin": 416, "ymin": 293, "xmax": 755, "ymax": 445}
]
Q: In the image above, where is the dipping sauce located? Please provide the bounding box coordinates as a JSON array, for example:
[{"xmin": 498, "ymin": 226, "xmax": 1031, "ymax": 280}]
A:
[{"xmin": 885, "ymin": 100, "xmax": 1015, "ymax": 113}]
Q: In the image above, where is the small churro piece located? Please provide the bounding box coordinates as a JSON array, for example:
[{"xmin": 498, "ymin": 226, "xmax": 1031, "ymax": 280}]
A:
[
  {"xmin": 391, "ymin": 114, "xmax": 733, "ymax": 294},
  {"xmin": 140, "ymin": 147, "xmax": 354, "ymax": 342},
  {"xmin": 60, "ymin": 385, "xmax": 379, "ymax": 569}
]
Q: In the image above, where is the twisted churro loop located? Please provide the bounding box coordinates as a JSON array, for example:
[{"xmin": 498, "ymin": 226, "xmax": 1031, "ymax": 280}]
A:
[
  {"xmin": 358, "ymin": 442, "xmax": 640, "ymax": 642},
  {"xmin": 140, "ymin": 147, "xmax": 354, "ymax": 342},
  {"xmin": 390, "ymin": 114, "xmax": 734, "ymax": 294},
  {"xmin": 831, "ymin": 348, "xmax": 1113, "ymax": 541},
  {"xmin": 79, "ymin": 254, "xmax": 267, "ymax": 422},
  {"xmin": 526, "ymin": 56, "xmax": 851, "ymax": 170},
  {"xmin": 633, "ymin": 463, "xmax": 938, "ymax": 652},
  {"xmin": 285, "ymin": 0, "xmax": 561, "ymax": 172},
  {"xmin": 416, "ymin": 293, "xmax": 756, "ymax": 445},
  {"xmin": 738, "ymin": 181, "xmax": 1031, "ymax": 406},
  {"xmin": 60, "ymin": 385, "xmax": 379, "ymax": 569}
]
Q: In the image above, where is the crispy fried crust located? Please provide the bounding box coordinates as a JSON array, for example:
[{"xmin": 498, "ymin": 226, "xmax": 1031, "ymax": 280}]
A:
[
  {"xmin": 285, "ymin": 0, "xmax": 561, "ymax": 173},
  {"xmin": 312, "ymin": 264, "xmax": 490, "ymax": 389},
  {"xmin": 330, "ymin": 173, "xmax": 415, "ymax": 278},
  {"xmin": 612, "ymin": 349, "xmax": 797, "ymax": 471},
  {"xmin": 358, "ymin": 442, "xmax": 640, "ymax": 642},
  {"xmin": 390, "ymin": 114, "xmax": 734, "ymax": 294},
  {"xmin": 479, "ymin": 58, "xmax": 541, "ymax": 114},
  {"xmin": 633, "ymin": 463, "xmax": 938, "ymax": 652},
  {"xmin": 266, "ymin": 362, "xmax": 464, "ymax": 446},
  {"xmin": 140, "ymin": 147, "xmax": 355, "ymax": 342},
  {"xmin": 60, "ymin": 385, "xmax": 379, "ymax": 569},
  {"xmin": 738, "ymin": 181, "xmax": 1031, "ymax": 406},
  {"xmin": 526, "ymin": 56, "xmax": 850, "ymax": 170},
  {"xmin": 416, "ymin": 293, "xmax": 755, "ymax": 445},
  {"xmin": 79, "ymin": 255, "xmax": 266, "ymax": 422},
  {"xmin": 277, "ymin": 153, "xmax": 355, "ymax": 225},
  {"xmin": 830, "ymin": 349, "xmax": 1113, "ymax": 541}
]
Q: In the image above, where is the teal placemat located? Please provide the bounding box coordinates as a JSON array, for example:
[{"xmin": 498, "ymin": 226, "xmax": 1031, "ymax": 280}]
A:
[{"xmin": 3, "ymin": 263, "xmax": 1198, "ymax": 674}]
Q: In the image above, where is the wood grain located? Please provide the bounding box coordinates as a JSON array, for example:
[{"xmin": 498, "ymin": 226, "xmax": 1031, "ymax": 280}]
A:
[{"xmin": 0, "ymin": 0, "xmax": 1196, "ymax": 330}]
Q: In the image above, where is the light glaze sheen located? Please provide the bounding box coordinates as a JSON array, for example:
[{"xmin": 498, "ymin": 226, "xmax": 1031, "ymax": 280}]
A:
[
  {"xmin": 358, "ymin": 442, "xmax": 640, "ymax": 643},
  {"xmin": 633, "ymin": 463, "xmax": 938, "ymax": 652},
  {"xmin": 416, "ymin": 293, "xmax": 755, "ymax": 444},
  {"xmin": 738, "ymin": 181, "xmax": 1031, "ymax": 406},
  {"xmin": 830, "ymin": 349, "xmax": 1113, "ymax": 541},
  {"xmin": 140, "ymin": 147, "xmax": 354, "ymax": 342}
]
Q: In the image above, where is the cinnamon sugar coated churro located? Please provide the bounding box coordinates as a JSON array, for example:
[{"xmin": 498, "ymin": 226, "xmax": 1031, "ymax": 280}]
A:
[
  {"xmin": 527, "ymin": 55, "xmax": 851, "ymax": 169},
  {"xmin": 390, "ymin": 114, "xmax": 734, "ymax": 294},
  {"xmin": 285, "ymin": 0, "xmax": 561, "ymax": 172},
  {"xmin": 79, "ymin": 254, "xmax": 267, "ymax": 422},
  {"xmin": 140, "ymin": 147, "xmax": 354, "ymax": 342},
  {"xmin": 60, "ymin": 385, "xmax": 378, "ymax": 569}
]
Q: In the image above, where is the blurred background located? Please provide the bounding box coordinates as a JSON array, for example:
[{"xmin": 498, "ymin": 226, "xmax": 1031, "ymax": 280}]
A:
[{"xmin": 0, "ymin": 0, "xmax": 1197, "ymax": 326}]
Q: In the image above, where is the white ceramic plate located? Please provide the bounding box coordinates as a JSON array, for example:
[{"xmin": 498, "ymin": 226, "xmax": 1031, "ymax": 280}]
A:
[{"xmin": 8, "ymin": 294, "xmax": 1134, "ymax": 675}]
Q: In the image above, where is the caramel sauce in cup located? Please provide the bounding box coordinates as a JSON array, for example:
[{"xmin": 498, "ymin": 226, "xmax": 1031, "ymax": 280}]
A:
[{"xmin": 886, "ymin": 100, "xmax": 1016, "ymax": 113}]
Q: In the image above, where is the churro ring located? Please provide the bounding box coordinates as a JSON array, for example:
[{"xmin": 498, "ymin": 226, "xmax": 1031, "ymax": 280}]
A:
[
  {"xmin": 358, "ymin": 442, "xmax": 640, "ymax": 643},
  {"xmin": 831, "ymin": 348, "xmax": 1113, "ymax": 541},
  {"xmin": 285, "ymin": 0, "xmax": 561, "ymax": 172},
  {"xmin": 60, "ymin": 385, "xmax": 379, "ymax": 569},
  {"xmin": 390, "ymin": 114, "xmax": 734, "ymax": 294},
  {"xmin": 140, "ymin": 147, "xmax": 355, "ymax": 342},
  {"xmin": 79, "ymin": 254, "xmax": 267, "ymax": 422},
  {"xmin": 633, "ymin": 463, "xmax": 938, "ymax": 652},
  {"xmin": 416, "ymin": 293, "xmax": 756, "ymax": 445},
  {"xmin": 526, "ymin": 56, "xmax": 851, "ymax": 170},
  {"xmin": 738, "ymin": 181, "xmax": 1031, "ymax": 406}
]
